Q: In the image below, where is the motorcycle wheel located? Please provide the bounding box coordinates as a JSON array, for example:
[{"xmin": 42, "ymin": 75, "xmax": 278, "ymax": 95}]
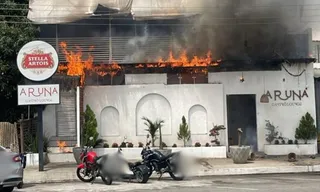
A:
[
  {"xmin": 147, "ymin": 165, "xmax": 153, "ymax": 177},
  {"xmin": 135, "ymin": 169, "xmax": 149, "ymax": 183},
  {"xmin": 101, "ymin": 175, "xmax": 113, "ymax": 185},
  {"xmin": 169, "ymin": 163, "xmax": 184, "ymax": 181},
  {"xmin": 17, "ymin": 182, "xmax": 23, "ymax": 189},
  {"xmin": 76, "ymin": 167, "xmax": 94, "ymax": 182}
]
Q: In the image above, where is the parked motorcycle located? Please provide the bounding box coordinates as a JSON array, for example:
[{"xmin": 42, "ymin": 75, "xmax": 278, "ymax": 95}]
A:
[
  {"xmin": 141, "ymin": 135, "xmax": 185, "ymax": 181},
  {"xmin": 105, "ymin": 137, "xmax": 150, "ymax": 183},
  {"xmin": 76, "ymin": 137, "xmax": 113, "ymax": 185}
]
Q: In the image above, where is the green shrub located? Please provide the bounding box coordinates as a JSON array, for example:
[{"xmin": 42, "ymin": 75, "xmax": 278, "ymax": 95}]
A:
[
  {"xmin": 82, "ymin": 105, "xmax": 99, "ymax": 147},
  {"xmin": 103, "ymin": 143, "xmax": 109, "ymax": 148},
  {"xmin": 120, "ymin": 142, "xmax": 127, "ymax": 148},
  {"xmin": 142, "ymin": 117, "xmax": 164, "ymax": 149},
  {"xmin": 138, "ymin": 142, "xmax": 144, "ymax": 148},
  {"xmin": 195, "ymin": 142, "xmax": 201, "ymax": 147},
  {"xmin": 161, "ymin": 142, "xmax": 167, "ymax": 148},
  {"xmin": 25, "ymin": 133, "xmax": 49, "ymax": 153},
  {"xmin": 127, "ymin": 142, "xmax": 134, "ymax": 148},
  {"xmin": 177, "ymin": 116, "xmax": 191, "ymax": 147},
  {"xmin": 295, "ymin": 112, "xmax": 317, "ymax": 144}
]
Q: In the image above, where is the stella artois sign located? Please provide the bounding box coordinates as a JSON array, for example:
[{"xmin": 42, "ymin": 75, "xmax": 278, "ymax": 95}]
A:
[{"xmin": 17, "ymin": 41, "xmax": 59, "ymax": 81}]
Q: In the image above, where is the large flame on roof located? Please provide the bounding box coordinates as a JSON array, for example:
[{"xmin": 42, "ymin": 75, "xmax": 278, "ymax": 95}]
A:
[
  {"xmin": 57, "ymin": 42, "xmax": 94, "ymax": 86},
  {"xmin": 57, "ymin": 42, "xmax": 122, "ymax": 86},
  {"xmin": 57, "ymin": 42, "xmax": 220, "ymax": 86}
]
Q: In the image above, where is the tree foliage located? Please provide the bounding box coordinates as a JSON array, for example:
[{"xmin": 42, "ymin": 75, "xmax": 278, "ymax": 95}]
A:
[
  {"xmin": 177, "ymin": 116, "xmax": 191, "ymax": 147},
  {"xmin": 295, "ymin": 112, "xmax": 318, "ymax": 144},
  {"xmin": 0, "ymin": 0, "xmax": 38, "ymax": 121},
  {"xmin": 142, "ymin": 117, "xmax": 164, "ymax": 148},
  {"xmin": 83, "ymin": 105, "xmax": 99, "ymax": 147}
]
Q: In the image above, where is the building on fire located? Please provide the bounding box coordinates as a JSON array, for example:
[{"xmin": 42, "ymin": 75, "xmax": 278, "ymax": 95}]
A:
[{"xmin": 27, "ymin": 0, "xmax": 320, "ymax": 156}]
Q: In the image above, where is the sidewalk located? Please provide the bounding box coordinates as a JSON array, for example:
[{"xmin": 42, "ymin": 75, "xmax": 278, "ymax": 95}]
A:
[{"xmin": 23, "ymin": 156, "xmax": 320, "ymax": 184}]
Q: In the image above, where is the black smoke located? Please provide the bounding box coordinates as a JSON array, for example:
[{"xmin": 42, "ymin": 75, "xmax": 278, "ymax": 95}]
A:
[{"xmin": 170, "ymin": 0, "xmax": 307, "ymax": 61}]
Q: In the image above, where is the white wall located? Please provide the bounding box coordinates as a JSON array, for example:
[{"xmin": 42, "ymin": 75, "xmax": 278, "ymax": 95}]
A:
[
  {"xmin": 84, "ymin": 83, "xmax": 225, "ymax": 147},
  {"xmin": 84, "ymin": 63, "xmax": 316, "ymax": 152},
  {"xmin": 125, "ymin": 74, "xmax": 167, "ymax": 85},
  {"xmin": 208, "ymin": 63, "xmax": 316, "ymax": 151}
]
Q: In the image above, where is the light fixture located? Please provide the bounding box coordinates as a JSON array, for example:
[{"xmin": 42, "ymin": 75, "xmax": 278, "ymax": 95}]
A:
[
  {"xmin": 260, "ymin": 94, "xmax": 269, "ymax": 103},
  {"xmin": 240, "ymin": 72, "xmax": 245, "ymax": 82}
]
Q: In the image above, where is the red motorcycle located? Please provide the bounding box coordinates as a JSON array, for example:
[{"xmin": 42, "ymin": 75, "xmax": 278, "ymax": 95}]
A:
[{"xmin": 76, "ymin": 144, "xmax": 112, "ymax": 185}]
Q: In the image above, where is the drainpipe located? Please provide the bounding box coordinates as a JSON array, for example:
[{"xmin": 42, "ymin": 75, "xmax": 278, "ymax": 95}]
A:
[{"xmin": 76, "ymin": 86, "xmax": 80, "ymax": 147}]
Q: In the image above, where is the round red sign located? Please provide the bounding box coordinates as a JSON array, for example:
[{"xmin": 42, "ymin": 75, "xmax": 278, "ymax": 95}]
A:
[{"xmin": 17, "ymin": 41, "xmax": 59, "ymax": 81}]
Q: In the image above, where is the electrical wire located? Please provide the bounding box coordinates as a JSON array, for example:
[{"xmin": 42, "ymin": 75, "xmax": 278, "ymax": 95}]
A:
[{"xmin": 281, "ymin": 63, "xmax": 306, "ymax": 77}]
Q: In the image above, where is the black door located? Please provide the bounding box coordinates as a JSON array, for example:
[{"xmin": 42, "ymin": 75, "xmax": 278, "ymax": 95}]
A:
[{"xmin": 227, "ymin": 94, "xmax": 258, "ymax": 151}]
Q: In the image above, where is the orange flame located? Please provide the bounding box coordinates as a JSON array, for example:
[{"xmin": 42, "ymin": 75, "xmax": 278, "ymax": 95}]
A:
[
  {"xmin": 57, "ymin": 140, "xmax": 67, "ymax": 153},
  {"xmin": 58, "ymin": 42, "xmax": 122, "ymax": 86},
  {"xmin": 135, "ymin": 50, "xmax": 220, "ymax": 74},
  {"xmin": 57, "ymin": 42, "xmax": 220, "ymax": 85},
  {"xmin": 58, "ymin": 42, "xmax": 94, "ymax": 86}
]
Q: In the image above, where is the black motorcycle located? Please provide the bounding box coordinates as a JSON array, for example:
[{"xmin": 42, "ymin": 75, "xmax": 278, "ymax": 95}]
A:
[
  {"xmin": 141, "ymin": 137, "xmax": 185, "ymax": 181},
  {"xmin": 103, "ymin": 137, "xmax": 151, "ymax": 183}
]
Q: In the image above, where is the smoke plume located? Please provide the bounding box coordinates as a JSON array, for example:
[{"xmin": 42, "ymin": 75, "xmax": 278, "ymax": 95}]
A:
[
  {"xmin": 172, "ymin": 0, "xmax": 306, "ymax": 60},
  {"xmin": 125, "ymin": 0, "xmax": 309, "ymax": 62}
]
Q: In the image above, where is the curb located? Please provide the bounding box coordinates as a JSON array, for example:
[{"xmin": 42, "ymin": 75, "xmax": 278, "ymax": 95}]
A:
[
  {"xmin": 196, "ymin": 165, "xmax": 320, "ymax": 176},
  {"xmin": 23, "ymin": 165, "xmax": 320, "ymax": 184}
]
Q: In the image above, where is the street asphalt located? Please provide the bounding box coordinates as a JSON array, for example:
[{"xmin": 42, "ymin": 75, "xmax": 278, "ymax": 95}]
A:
[{"xmin": 15, "ymin": 173, "xmax": 320, "ymax": 192}]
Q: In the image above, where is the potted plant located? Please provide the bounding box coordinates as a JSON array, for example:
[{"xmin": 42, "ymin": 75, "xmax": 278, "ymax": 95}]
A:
[
  {"xmin": 138, "ymin": 142, "xmax": 144, "ymax": 148},
  {"xmin": 177, "ymin": 116, "xmax": 191, "ymax": 147},
  {"xmin": 142, "ymin": 117, "xmax": 171, "ymax": 155},
  {"xmin": 295, "ymin": 112, "xmax": 317, "ymax": 144},
  {"xmin": 209, "ymin": 123, "xmax": 226, "ymax": 146},
  {"xmin": 24, "ymin": 133, "xmax": 49, "ymax": 166},
  {"xmin": 195, "ymin": 142, "xmax": 201, "ymax": 147},
  {"xmin": 229, "ymin": 128, "xmax": 251, "ymax": 164},
  {"xmin": 73, "ymin": 105, "xmax": 102, "ymax": 164},
  {"xmin": 142, "ymin": 117, "xmax": 162, "ymax": 147}
]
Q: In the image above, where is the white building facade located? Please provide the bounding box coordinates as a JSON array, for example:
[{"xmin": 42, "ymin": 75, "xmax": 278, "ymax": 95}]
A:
[{"xmin": 84, "ymin": 62, "xmax": 317, "ymax": 153}]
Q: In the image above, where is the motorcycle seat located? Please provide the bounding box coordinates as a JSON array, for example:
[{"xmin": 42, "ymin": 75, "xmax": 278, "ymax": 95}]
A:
[
  {"xmin": 94, "ymin": 154, "xmax": 108, "ymax": 163},
  {"xmin": 128, "ymin": 162, "xmax": 142, "ymax": 167},
  {"xmin": 162, "ymin": 152, "xmax": 179, "ymax": 161}
]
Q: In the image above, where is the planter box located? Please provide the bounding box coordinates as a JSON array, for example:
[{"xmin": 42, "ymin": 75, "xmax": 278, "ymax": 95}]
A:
[
  {"xmin": 47, "ymin": 153, "xmax": 76, "ymax": 163},
  {"xmin": 25, "ymin": 153, "xmax": 48, "ymax": 167},
  {"xmin": 93, "ymin": 146, "xmax": 227, "ymax": 160},
  {"xmin": 171, "ymin": 147, "xmax": 227, "ymax": 158},
  {"xmin": 94, "ymin": 148, "xmax": 141, "ymax": 160},
  {"xmin": 264, "ymin": 144, "xmax": 317, "ymax": 156}
]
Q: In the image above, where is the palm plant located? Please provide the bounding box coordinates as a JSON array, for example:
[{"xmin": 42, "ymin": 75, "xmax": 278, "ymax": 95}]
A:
[
  {"xmin": 177, "ymin": 116, "xmax": 191, "ymax": 147},
  {"xmin": 142, "ymin": 117, "xmax": 165, "ymax": 148}
]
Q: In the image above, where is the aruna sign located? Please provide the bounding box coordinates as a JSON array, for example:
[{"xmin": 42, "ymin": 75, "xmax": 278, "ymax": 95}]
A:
[
  {"xmin": 266, "ymin": 90, "xmax": 308, "ymax": 101},
  {"xmin": 262, "ymin": 89, "xmax": 308, "ymax": 106},
  {"xmin": 17, "ymin": 84, "xmax": 60, "ymax": 106},
  {"xmin": 17, "ymin": 41, "xmax": 59, "ymax": 81}
]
